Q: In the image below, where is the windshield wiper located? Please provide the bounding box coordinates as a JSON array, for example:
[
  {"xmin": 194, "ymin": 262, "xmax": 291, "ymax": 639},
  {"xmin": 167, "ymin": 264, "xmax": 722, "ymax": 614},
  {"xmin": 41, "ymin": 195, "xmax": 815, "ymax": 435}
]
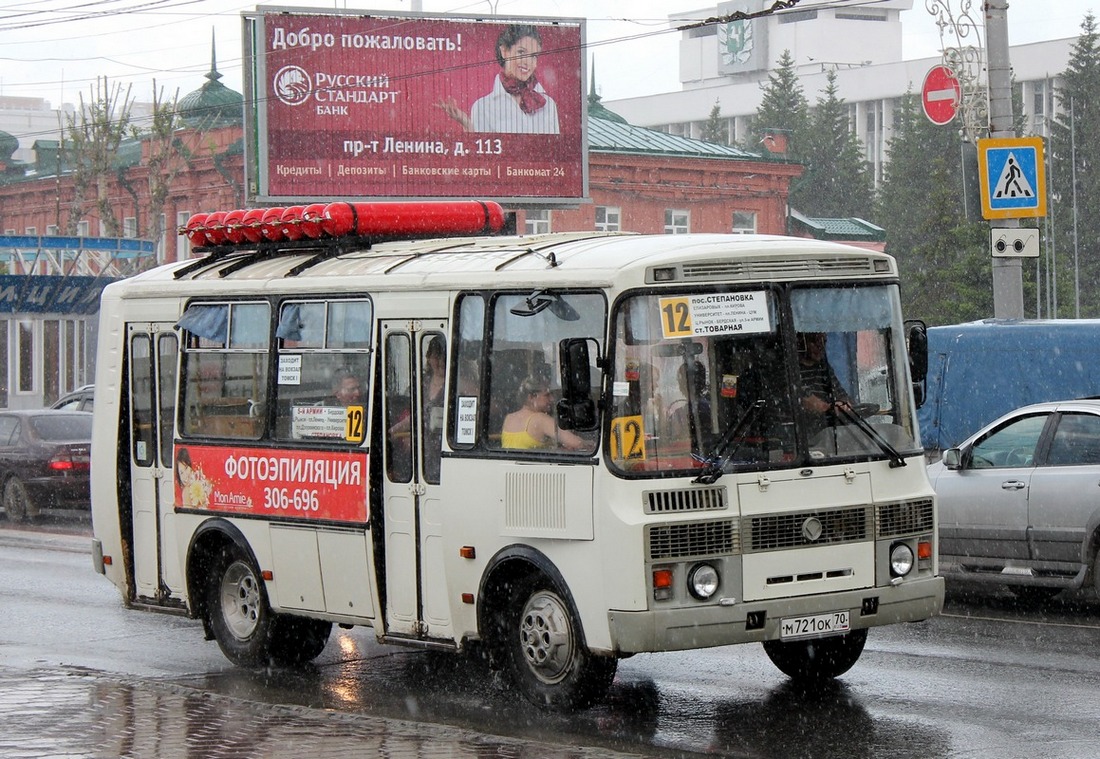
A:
[
  {"xmin": 834, "ymin": 405, "xmax": 907, "ymax": 468},
  {"xmin": 693, "ymin": 399, "xmax": 766, "ymax": 485}
]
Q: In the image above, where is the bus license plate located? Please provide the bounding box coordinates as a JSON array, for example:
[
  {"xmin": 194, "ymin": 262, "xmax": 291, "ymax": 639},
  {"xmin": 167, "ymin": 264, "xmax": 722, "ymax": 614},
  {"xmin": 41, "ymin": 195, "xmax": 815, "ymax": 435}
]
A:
[{"xmin": 779, "ymin": 611, "xmax": 850, "ymax": 640}]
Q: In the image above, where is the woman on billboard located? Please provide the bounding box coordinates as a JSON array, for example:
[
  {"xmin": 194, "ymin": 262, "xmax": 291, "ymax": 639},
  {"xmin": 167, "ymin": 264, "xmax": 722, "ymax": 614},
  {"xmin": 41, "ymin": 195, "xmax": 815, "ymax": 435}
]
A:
[{"xmin": 438, "ymin": 23, "xmax": 560, "ymax": 135}]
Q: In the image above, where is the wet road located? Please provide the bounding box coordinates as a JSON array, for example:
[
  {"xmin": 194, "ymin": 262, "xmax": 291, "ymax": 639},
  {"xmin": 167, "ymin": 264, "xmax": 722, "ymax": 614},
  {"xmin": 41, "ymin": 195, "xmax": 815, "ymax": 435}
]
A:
[{"xmin": 3, "ymin": 515, "xmax": 1100, "ymax": 758}]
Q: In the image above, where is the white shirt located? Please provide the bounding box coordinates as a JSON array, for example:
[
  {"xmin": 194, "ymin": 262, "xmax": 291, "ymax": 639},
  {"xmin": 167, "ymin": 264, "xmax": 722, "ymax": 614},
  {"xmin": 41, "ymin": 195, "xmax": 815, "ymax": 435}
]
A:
[{"xmin": 470, "ymin": 75, "xmax": 560, "ymax": 135}]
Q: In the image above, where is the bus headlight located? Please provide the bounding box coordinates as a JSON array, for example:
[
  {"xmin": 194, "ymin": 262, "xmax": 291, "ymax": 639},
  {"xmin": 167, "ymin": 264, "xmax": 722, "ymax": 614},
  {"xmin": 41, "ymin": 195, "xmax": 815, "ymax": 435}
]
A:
[
  {"xmin": 688, "ymin": 563, "xmax": 720, "ymax": 599},
  {"xmin": 890, "ymin": 542, "xmax": 915, "ymax": 577}
]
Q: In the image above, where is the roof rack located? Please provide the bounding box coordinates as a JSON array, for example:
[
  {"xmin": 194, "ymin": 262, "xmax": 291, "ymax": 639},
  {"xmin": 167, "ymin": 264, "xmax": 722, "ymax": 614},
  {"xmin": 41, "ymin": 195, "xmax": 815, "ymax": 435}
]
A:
[{"xmin": 175, "ymin": 200, "xmax": 511, "ymax": 279}]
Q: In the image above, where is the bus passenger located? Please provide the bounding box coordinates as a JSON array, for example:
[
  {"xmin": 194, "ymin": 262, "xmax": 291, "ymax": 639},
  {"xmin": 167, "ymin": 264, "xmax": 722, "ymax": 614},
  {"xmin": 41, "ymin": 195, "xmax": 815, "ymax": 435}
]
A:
[
  {"xmin": 501, "ymin": 377, "xmax": 586, "ymax": 451},
  {"xmin": 324, "ymin": 368, "xmax": 364, "ymax": 406}
]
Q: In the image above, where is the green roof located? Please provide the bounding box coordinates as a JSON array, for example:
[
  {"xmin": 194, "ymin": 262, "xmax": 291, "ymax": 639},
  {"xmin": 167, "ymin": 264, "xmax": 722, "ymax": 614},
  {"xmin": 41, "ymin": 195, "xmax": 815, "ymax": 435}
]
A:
[
  {"xmin": 178, "ymin": 35, "xmax": 243, "ymax": 128},
  {"xmin": 588, "ymin": 113, "xmax": 761, "ymax": 160},
  {"xmin": 789, "ymin": 210, "xmax": 886, "ymax": 241}
]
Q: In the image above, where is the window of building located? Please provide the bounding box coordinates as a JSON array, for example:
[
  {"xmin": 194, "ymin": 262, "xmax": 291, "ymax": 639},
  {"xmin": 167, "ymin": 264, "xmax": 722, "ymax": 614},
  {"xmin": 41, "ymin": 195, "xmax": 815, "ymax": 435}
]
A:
[
  {"xmin": 595, "ymin": 206, "xmax": 621, "ymax": 232},
  {"xmin": 177, "ymin": 211, "xmax": 192, "ymax": 260},
  {"xmin": 157, "ymin": 213, "xmax": 167, "ymax": 264},
  {"xmin": 76, "ymin": 220, "xmax": 90, "ymax": 237},
  {"xmin": 24, "ymin": 226, "xmax": 36, "ymax": 236},
  {"xmin": 43, "ymin": 320, "xmax": 59, "ymax": 404},
  {"xmin": 46, "ymin": 224, "xmax": 59, "ymax": 236},
  {"xmin": 17, "ymin": 319, "xmax": 34, "ymax": 394},
  {"xmin": 123, "ymin": 217, "xmax": 137, "ymax": 238},
  {"xmin": 525, "ymin": 209, "xmax": 551, "ymax": 235},
  {"xmin": 778, "ymin": 9, "xmax": 817, "ymax": 22},
  {"xmin": 836, "ymin": 10, "xmax": 886, "ymax": 21},
  {"xmin": 1032, "ymin": 81, "xmax": 1047, "ymax": 117},
  {"xmin": 63, "ymin": 319, "xmax": 85, "ymax": 391},
  {"xmin": 664, "ymin": 210, "xmax": 690, "ymax": 234},
  {"xmin": 732, "ymin": 211, "xmax": 757, "ymax": 234}
]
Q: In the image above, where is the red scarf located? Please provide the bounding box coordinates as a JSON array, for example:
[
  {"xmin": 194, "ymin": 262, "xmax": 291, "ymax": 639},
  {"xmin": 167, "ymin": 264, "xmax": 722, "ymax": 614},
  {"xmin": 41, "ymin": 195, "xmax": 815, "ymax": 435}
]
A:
[{"xmin": 499, "ymin": 73, "xmax": 547, "ymax": 114}]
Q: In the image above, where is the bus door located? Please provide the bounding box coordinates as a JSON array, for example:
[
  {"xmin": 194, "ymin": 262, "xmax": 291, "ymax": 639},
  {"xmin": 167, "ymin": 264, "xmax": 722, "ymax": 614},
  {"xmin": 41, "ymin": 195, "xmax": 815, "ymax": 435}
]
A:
[
  {"xmin": 379, "ymin": 322, "xmax": 452, "ymax": 640},
  {"xmin": 126, "ymin": 324, "xmax": 181, "ymax": 603}
]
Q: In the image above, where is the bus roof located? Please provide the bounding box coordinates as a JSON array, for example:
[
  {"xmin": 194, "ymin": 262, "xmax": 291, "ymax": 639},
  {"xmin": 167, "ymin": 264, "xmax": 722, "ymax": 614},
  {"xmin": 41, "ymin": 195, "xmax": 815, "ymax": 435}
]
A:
[{"xmin": 112, "ymin": 232, "xmax": 897, "ymax": 298}]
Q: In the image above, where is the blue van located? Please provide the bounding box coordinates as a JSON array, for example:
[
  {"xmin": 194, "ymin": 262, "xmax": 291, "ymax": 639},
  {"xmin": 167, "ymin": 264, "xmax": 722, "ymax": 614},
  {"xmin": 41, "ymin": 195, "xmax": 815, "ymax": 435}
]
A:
[{"xmin": 919, "ymin": 318, "xmax": 1100, "ymax": 452}]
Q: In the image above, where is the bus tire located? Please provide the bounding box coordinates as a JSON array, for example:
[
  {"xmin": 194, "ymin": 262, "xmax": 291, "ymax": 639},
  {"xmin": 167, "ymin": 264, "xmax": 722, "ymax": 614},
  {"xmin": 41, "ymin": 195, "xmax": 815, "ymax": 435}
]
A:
[
  {"xmin": 762, "ymin": 628, "xmax": 868, "ymax": 681},
  {"xmin": 3, "ymin": 478, "xmax": 37, "ymax": 522},
  {"xmin": 504, "ymin": 577, "xmax": 617, "ymax": 711},
  {"xmin": 268, "ymin": 615, "xmax": 332, "ymax": 666},
  {"xmin": 206, "ymin": 545, "xmax": 276, "ymax": 667}
]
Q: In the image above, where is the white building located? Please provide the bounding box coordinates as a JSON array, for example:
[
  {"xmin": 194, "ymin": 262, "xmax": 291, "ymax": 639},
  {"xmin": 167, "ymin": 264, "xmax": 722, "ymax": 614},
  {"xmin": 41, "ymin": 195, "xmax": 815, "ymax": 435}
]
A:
[
  {"xmin": 604, "ymin": 0, "xmax": 1072, "ymax": 186},
  {"xmin": 0, "ymin": 96, "xmax": 157, "ymax": 167}
]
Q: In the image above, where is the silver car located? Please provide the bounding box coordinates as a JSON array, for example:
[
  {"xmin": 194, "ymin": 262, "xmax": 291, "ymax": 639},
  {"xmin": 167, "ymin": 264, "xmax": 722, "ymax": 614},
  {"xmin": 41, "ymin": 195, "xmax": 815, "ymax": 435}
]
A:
[{"xmin": 928, "ymin": 399, "xmax": 1100, "ymax": 600}]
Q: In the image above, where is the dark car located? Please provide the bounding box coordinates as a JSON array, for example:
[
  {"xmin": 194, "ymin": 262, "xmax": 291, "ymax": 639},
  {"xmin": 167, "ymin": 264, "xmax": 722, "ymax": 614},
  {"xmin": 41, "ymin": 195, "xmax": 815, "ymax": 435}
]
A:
[
  {"xmin": 928, "ymin": 398, "xmax": 1100, "ymax": 600},
  {"xmin": 0, "ymin": 409, "xmax": 92, "ymax": 522},
  {"xmin": 50, "ymin": 384, "xmax": 95, "ymax": 413}
]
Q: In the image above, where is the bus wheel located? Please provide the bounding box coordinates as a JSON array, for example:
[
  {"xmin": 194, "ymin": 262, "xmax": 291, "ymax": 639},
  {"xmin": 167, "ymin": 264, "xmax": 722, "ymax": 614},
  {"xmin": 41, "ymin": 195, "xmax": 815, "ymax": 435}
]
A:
[
  {"xmin": 268, "ymin": 615, "xmax": 332, "ymax": 666},
  {"xmin": 206, "ymin": 546, "xmax": 275, "ymax": 667},
  {"xmin": 762, "ymin": 628, "xmax": 868, "ymax": 681},
  {"xmin": 3, "ymin": 478, "xmax": 37, "ymax": 522},
  {"xmin": 504, "ymin": 578, "xmax": 617, "ymax": 711}
]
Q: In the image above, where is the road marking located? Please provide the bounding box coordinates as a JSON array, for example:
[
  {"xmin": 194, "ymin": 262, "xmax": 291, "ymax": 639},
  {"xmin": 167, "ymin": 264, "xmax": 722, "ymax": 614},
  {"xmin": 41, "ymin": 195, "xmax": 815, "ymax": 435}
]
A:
[{"xmin": 941, "ymin": 611, "xmax": 1100, "ymax": 630}]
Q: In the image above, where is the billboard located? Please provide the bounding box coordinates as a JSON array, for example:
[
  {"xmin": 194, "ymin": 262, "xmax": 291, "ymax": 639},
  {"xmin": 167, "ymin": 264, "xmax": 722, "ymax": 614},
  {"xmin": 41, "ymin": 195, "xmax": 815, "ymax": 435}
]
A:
[{"xmin": 243, "ymin": 8, "xmax": 587, "ymax": 204}]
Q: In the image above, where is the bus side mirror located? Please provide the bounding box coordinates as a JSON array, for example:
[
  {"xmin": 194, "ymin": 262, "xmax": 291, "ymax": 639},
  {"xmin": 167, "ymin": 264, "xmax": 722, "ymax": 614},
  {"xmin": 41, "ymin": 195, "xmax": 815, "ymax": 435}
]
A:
[
  {"xmin": 557, "ymin": 338, "xmax": 599, "ymax": 432},
  {"xmin": 905, "ymin": 320, "xmax": 928, "ymax": 408}
]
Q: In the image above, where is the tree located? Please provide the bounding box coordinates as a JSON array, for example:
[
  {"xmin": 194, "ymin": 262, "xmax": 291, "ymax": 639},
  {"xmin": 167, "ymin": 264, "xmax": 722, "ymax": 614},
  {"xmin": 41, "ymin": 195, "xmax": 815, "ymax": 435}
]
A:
[
  {"xmin": 748, "ymin": 50, "xmax": 808, "ymax": 156},
  {"xmin": 877, "ymin": 92, "xmax": 992, "ymax": 324},
  {"xmin": 141, "ymin": 82, "xmax": 190, "ymax": 265},
  {"xmin": 1049, "ymin": 13, "xmax": 1100, "ymax": 317},
  {"xmin": 702, "ymin": 100, "xmax": 728, "ymax": 144},
  {"xmin": 62, "ymin": 77, "xmax": 135, "ymax": 237},
  {"xmin": 792, "ymin": 70, "xmax": 874, "ymax": 218}
]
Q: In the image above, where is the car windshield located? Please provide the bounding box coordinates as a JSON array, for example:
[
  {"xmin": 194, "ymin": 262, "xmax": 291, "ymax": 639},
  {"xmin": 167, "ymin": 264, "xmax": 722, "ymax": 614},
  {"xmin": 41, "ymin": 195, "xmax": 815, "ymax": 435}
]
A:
[
  {"xmin": 31, "ymin": 414, "xmax": 93, "ymax": 441},
  {"xmin": 607, "ymin": 284, "xmax": 920, "ymax": 477}
]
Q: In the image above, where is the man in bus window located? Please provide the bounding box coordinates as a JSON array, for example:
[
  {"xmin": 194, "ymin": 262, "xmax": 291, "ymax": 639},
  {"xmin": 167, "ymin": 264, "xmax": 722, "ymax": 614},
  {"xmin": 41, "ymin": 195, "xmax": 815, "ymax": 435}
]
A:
[
  {"xmin": 797, "ymin": 332, "xmax": 851, "ymax": 436},
  {"xmin": 325, "ymin": 368, "xmax": 364, "ymax": 406}
]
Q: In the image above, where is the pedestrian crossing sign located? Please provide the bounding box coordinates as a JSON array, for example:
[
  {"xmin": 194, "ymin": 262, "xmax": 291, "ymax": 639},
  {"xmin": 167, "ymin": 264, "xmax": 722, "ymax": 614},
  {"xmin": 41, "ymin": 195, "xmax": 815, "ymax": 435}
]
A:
[{"xmin": 977, "ymin": 136, "xmax": 1046, "ymax": 219}]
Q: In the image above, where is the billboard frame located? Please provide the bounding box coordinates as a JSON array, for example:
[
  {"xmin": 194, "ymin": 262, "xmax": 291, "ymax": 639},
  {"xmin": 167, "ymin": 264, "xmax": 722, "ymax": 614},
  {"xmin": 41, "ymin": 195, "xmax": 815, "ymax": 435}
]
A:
[{"xmin": 242, "ymin": 5, "xmax": 588, "ymax": 206}]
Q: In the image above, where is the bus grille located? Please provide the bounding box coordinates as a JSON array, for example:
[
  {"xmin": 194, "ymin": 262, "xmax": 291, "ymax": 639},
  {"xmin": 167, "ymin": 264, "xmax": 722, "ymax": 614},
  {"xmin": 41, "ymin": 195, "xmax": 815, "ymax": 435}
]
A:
[
  {"xmin": 877, "ymin": 498, "xmax": 935, "ymax": 537},
  {"xmin": 680, "ymin": 257, "xmax": 877, "ymax": 282},
  {"xmin": 648, "ymin": 519, "xmax": 739, "ymax": 560},
  {"xmin": 743, "ymin": 506, "xmax": 872, "ymax": 552},
  {"xmin": 644, "ymin": 487, "xmax": 727, "ymax": 514}
]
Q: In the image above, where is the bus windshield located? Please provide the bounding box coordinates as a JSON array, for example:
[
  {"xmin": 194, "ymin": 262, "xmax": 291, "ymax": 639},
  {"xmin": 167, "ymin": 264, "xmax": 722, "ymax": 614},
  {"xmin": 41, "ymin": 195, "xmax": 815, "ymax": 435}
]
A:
[{"xmin": 607, "ymin": 284, "xmax": 920, "ymax": 476}]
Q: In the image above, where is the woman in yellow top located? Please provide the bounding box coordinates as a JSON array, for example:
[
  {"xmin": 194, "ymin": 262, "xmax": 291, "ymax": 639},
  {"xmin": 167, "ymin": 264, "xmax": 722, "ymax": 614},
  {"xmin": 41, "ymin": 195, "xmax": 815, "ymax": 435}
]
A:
[{"xmin": 501, "ymin": 377, "xmax": 587, "ymax": 451}]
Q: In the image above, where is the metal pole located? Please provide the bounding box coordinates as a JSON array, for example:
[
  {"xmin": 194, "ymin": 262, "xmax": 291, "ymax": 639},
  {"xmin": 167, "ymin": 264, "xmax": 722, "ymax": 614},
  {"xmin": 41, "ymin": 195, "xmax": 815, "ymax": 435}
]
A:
[
  {"xmin": 1071, "ymin": 96, "xmax": 1080, "ymax": 318},
  {"xmin": 986, "ymin": 0, "xmax": 1024, "ymax": 318}
]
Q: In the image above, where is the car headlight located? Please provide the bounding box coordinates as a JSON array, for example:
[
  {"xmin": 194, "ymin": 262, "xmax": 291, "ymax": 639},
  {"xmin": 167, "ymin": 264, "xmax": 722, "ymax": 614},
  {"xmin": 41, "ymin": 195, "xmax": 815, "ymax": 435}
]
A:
[
  {"xmin": 688, "ymin": 563, "xmax": 720, "ymax": 599},
  {"xmin": 890, "ymin": 542, "xmax": 915, "ymax": 577}
]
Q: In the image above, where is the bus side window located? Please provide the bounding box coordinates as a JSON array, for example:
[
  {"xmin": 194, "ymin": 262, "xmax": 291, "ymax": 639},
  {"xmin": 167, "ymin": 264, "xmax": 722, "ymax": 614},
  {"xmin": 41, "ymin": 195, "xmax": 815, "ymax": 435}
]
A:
[
  {"xmin": 273, "ymin": 299, "xmax": 372, "ymax": 442},
  {"xmin": 179, "ymin": 301, "xmax": 270, "ymax": 441}
]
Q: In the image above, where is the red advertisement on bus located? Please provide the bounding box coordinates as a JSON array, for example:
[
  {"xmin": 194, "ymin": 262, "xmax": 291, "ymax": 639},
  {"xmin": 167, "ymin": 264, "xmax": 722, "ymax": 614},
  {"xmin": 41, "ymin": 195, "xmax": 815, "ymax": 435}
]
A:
[
  {"xmin": 250, "ymin": 11, "xmax": 585, "ymax": 201},
  {"xmin": 174, "ymin": 444, "xmax": 368, "ymax": 523}
]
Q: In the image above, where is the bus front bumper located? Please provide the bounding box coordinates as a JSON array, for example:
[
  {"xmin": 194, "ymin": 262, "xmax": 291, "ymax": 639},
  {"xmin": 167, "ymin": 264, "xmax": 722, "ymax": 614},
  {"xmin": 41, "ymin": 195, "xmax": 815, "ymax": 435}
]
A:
[{"xmin": 607, "ymin": 576, "xmax": 944, "ymax": 654}]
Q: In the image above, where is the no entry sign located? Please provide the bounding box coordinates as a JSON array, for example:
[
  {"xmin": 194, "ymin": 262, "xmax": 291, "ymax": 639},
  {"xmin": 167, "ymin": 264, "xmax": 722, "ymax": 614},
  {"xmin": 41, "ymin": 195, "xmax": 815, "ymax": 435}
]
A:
[{"xmin": 922, "ymin": 65, "xmax": 961, "ymax": 126}]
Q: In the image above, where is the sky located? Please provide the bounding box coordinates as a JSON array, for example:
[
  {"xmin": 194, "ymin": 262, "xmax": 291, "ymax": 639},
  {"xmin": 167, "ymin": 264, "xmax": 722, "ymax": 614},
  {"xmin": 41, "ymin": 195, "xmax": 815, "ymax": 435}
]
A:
[{"xmin": 0, "ymin": 0, "xmax": 1096, "ymax": 109}]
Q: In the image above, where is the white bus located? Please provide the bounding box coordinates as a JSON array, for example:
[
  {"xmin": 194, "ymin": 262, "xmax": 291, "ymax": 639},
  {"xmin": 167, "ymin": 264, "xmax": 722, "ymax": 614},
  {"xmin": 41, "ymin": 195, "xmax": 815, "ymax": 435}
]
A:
[{"xmin": 91, "ymin": 200, "xmax": 943, "ymax": 710}]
